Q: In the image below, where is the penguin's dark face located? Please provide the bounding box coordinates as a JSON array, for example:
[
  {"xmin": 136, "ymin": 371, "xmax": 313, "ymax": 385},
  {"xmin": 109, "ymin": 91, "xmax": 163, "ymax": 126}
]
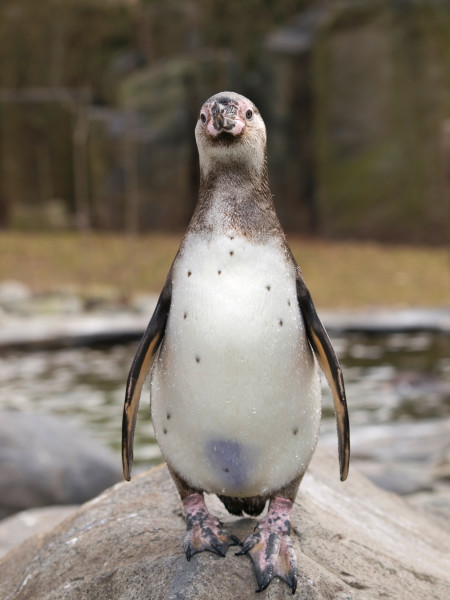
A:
[{"xmin": 195, "ymin": 91, "xmax": 267, "ymax": 177}]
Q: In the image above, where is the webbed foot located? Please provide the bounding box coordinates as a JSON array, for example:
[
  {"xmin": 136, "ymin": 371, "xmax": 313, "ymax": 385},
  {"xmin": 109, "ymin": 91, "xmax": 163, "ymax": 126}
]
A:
[
  {"xmin": 182, "ymin": 493, "xmax": 241, "ymax": 560},
  {"xmin": 236, "ymin": 497, "xmax": 297, "ymax": 594}
]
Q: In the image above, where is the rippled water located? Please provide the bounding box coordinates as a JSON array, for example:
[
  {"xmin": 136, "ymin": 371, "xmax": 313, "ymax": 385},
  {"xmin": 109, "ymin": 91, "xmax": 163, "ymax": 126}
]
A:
[{"xmin": 0, "ymin": 332, "xmax": 449, "ymax": 471}]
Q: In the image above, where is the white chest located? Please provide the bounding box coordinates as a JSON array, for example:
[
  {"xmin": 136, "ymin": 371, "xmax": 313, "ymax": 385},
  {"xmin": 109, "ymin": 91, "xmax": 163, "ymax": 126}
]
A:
[{"xmin": 150, "ymin": 233, "xmax": 321, "ymax": 496}]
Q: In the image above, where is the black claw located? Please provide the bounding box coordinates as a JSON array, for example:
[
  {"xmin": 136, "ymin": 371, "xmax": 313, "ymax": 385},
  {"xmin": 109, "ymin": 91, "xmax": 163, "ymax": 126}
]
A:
[
  {"xmin": 280, "ymin": 569, "xmax": 298, "ymax": 593},
  {"xmin": 278, "ymin": 562, "xmax": 298, "ymax": 593},
  {"xmin": 255, "ymin": 580, "xmax": 271, "ymax": 594},
  {"xmin": 235, "ymin": 538, "xmax": 255, "ymax": 555},
  {"xmin": 213, "ymin": 544, "xmax": 227, "ymax": 557},
  {"xmin": 255, "ymin": 568, "xmax": 274, "ymax": 593},
  {"xmin": 291, "ymin": 574, "xmax": 297, "ymax": 595},
  {"xmin": 230, "ymin": 534, "xmax": 242, "ymax": 546},
  {"xmin": 208, "ymin": 537, "xmax": 224, "ymax": 556},
  {"xmin": 255, "ymin": 576, "xmax": 272, "ymax": 593}
]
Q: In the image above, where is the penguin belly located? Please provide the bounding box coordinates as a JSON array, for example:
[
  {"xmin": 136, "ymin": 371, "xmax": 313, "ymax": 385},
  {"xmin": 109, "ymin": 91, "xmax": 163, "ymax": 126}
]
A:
[{"xmin": 150, "ymin": 233, "xmax": 322, "ymax": 497}]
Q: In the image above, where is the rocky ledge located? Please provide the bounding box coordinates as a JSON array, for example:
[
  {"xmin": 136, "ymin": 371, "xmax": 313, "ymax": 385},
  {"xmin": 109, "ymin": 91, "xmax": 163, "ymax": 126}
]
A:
[
  {"xmin": 0, "ymin": 411, "xmax": 122, "ymax": 520},
  {"xmin": 0, "ymin": 448, "xmax": 449, "ymax": 600}
]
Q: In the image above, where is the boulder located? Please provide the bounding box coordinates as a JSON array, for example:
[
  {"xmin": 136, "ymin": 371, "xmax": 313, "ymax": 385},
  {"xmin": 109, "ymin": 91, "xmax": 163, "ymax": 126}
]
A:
[
  {"xmin": 322, "ymin": 419, "xmax": 450, "ymax": 501},
  {"xmin": 0, "ymin": 448, "xmax": 449, "ymax": 599},
  {"xmin": 0, "ymin": 411, "xmax": 122, "ymax": 518},
  {"xmin": 0, "ymin": 506, "xmax": 78, "ymax": 559}
]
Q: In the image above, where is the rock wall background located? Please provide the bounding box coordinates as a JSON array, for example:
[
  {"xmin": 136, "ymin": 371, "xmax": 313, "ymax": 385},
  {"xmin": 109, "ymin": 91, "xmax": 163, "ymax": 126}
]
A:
[{"xmin": 0, "ymin": 0, "xmax": 449, "ymax": 242}]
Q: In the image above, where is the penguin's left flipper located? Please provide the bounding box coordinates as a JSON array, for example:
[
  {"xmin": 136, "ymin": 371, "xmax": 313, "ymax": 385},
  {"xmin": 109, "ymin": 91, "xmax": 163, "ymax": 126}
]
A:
[
  {"xmin": 296, "ymin": 275, "xmax": 350, "ymax": 481},
  {"xmin": 122, "ymin": 276, "xmax": 172, "ymax": 481}
]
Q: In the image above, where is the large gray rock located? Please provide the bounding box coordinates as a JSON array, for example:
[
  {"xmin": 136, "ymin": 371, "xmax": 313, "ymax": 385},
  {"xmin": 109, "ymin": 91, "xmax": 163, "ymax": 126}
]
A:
[
  {"xmin": 0, "ymin": 411, "xmax": 122, "ymax": 518},
  {"xmin": 0, "ymin": 506, "xmax": 79, "ymax": 559},
  {"xmin": 0, "ymin": 448, "xmax": 449, "ymax": 599},
  {"xmin": 322, "ymin": 419, "xmax": 450, "ymax": 502}
]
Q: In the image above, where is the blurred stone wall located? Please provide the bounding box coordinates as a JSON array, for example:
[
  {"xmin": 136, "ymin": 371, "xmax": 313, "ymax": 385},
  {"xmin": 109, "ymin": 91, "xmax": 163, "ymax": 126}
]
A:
[
  {"xmin": 0, "ymin": 0, "xmax": 449, "ymax": 242},
  {"xmin": 264, "ymin": 1, "xmax": 450, "ymax": 243},
  {"xmin": 83, "ymin": 49, "xmax": 239, "ymax": 231}
]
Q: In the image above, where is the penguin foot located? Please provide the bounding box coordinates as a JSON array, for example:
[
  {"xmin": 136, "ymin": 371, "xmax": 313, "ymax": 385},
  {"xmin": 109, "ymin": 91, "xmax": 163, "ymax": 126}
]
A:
[
  {"xmin": 182, "ymin": 493, "xmax": 241, "ymax": 560},
  {"xmin": 236, "ymin": 497, "xmax": 297, "ymax": 594}
]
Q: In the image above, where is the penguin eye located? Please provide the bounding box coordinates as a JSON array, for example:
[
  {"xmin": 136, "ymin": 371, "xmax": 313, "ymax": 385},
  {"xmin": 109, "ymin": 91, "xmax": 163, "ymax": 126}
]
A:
[
  {"xmin": 245, "ymin": 109, "xmax": 253, "ymax": 120},
  {"xmin": 200, "ymin": 112, "xmax": 207, "ymax": 124}
]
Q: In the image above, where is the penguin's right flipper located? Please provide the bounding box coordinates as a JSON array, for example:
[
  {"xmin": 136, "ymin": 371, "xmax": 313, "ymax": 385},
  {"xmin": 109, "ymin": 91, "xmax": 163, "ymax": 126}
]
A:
[
  {"xmin": 122, "ymin": 276, "xmax": 172, "ymax": 481},
  {"xmin": 296, "ymin": 275, "xmax": 350, "ymax": 482}
]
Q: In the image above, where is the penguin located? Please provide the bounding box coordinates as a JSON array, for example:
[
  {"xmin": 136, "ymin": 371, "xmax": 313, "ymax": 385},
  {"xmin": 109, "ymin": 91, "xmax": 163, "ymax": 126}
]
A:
[{"xmin": 122, "ymin": 91, "xmax": 350, "ymax": 594}]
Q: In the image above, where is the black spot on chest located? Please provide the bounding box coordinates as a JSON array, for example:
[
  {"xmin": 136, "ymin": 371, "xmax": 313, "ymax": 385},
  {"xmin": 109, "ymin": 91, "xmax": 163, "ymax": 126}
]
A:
[{"xmin": 207, "ymin": 439, "xmax": 251, "ymax": 488}]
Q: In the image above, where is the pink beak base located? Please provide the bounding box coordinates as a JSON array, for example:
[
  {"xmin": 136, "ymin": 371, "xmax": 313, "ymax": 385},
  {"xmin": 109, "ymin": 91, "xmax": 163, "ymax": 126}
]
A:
[{"xmin": 206, "ymin": 118, "xmax": 245, "ymax": 137}]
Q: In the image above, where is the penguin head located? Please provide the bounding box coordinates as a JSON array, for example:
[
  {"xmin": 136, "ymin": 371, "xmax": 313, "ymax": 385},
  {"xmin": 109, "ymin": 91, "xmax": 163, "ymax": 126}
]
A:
[{"xmin": 195, "ymin": 91, "xmax": 267, "ymax": 177}]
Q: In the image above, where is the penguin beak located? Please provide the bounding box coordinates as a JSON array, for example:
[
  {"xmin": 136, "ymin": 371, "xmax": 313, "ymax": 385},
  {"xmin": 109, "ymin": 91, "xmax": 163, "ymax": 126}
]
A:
[{"xmin": 211, "ymin": 100, "xmax": 236, "ymax": 133}]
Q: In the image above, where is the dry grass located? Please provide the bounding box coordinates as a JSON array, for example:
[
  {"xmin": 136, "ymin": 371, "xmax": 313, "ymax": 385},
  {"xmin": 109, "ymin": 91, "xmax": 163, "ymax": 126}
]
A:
[{"xmin": 0, "ymin": 231, "xmax": 448, "ymax": 309}]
